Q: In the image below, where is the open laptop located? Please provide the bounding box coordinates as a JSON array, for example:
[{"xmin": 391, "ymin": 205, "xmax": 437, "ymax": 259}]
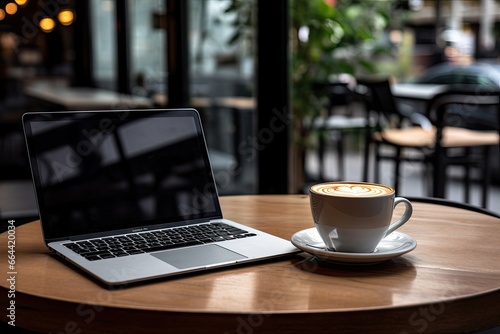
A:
[{"xmin": 22, "ymin": 108, "xmax": 298, "ymax": 286}]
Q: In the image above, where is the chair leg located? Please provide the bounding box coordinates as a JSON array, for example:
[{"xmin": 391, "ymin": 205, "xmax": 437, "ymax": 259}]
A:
[
  {"xmin": 425, "ymin": 160, "xmax": 433, "ymax": 197},
  {"xmin": 464, "ymin": 148, "xmax": 471, "ymax": 204},
  {"xmin": 318, "ymin": 132, "xmax": 325, "ymax": 181},
  {"xmin": 374, "ymin": 143, "xmax": 381, "ymax": 184},
  {"xmin": 362, "ymin": 128, "xmax": 371, "ymax": 182},
  {"xmin": 336, "ymin": 131, "xmax": 345, "ymax": 180},
  {"xmin": 481, "ymin": 146, "xmax": 492, "ymax": 209},
  {"xmin": 393, "ymin": 147, "xmax": 401, "ymax": 194}
]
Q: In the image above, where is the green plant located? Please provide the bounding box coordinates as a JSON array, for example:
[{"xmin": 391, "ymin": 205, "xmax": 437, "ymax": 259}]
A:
[
  {"xmin": 224, "ymin": 0, "xmax": 404, "ymax": 191},
  {"xmin": 291, "ymin": 0, "xmax": 395, "ymax": 143},
  {"xmin": 224, "ymin": 0, "xmax": 255, "ymax": 57},
  {"xmin": 290, "ymin": 0, "xmax": 403, "ymax": 191}
]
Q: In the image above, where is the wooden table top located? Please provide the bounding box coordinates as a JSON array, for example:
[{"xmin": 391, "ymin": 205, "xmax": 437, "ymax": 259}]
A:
[
  {"xmin": 25, "ymin": 84, "xmax": 153, "ymax": 110},
  {"xmin": 1, "ymin": 195, "xmax": 499, "ymax": 333},
  {"xmin": 152, "ymin": 94, "xmax": 255, "ymax": 110}
]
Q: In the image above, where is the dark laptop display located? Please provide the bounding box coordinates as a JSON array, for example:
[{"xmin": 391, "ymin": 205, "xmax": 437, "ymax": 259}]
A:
[{"xmin": 24, "ymin": 109, "xmax": 220, "ymax": 240}]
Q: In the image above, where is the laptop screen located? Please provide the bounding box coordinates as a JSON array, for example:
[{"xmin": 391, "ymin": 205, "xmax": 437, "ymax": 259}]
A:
[{"xmin": 23, "ymin": 109, "xmax": 222, "ymax": 240}]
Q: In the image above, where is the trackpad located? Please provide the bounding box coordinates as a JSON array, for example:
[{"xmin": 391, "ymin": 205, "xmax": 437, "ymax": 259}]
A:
[{"xmin": 151, "ymin": 244, "xmax": 247, "ymax": 269}]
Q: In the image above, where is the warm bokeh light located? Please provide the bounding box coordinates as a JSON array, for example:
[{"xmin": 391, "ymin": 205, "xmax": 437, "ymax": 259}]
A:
[
  {"xmin": 58, "ymin": 9, "xmax": 74, "ymax": 26},
  {"xmin": 14, "ymin": 0, "xmax": 28, "ymax": 6},
  {"xmin": 5, "ymin": 3, "xmax": 18, "ymax": 15},
  {"xmin": 0, "ymin": 9, "xmax": 5, "ymax": 21},
  {"xmin": 39, "ymin": 17, "xmax": 55, "ymax": 32}
]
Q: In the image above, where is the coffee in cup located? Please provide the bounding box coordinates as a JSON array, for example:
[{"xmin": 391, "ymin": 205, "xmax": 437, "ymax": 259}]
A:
[{"xmin": 309, "ymin": 181, "xmax": 412, "ymax": 253}]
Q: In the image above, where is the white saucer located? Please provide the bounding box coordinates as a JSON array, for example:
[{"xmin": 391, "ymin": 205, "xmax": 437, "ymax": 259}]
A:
[{"xmin": 291, "ymin": 228, "xmax": 417, "ymax": 265}]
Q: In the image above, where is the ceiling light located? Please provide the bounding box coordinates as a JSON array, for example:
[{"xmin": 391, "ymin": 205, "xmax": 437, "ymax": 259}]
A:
[
  {"xmin": 5, "ymin": 3, "xmax": 18, "ymax": 15},
  {"xmin": 58, "ymin": 9, "xmax": 75, "ymax": 26},
  {"xmin": 39, "ymin": 17, "xmax": 55, "ymax": 33}
]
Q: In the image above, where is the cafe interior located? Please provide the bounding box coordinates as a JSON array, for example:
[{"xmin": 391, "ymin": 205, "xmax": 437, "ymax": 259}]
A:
[{"xmin": 0, "ymin": 0, "xmax": 500, "ymax": 333}]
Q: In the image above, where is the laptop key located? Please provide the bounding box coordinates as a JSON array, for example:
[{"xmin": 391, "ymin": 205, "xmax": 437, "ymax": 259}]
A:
[
  {"xmin": 143, "ymin": 240, "xmax": 203, "ymax": 253},
  {"xmin": 100, "ymin": 253, "xmax": 116, "ymax": 259},
  {"xmin": 81, "ymin": 250, "xmax": 113, "ymax": 257},
  {"xmin": 126, "ymin": 249, "xmax": 145, "ymax": 255},
  {"xmin": 76, "ymin": 241, "xmax": 93, "ymax": 247},
  {"xmin": 71, "ymin": 247, "xmax": 93, "ymax": 254},
  {"xmin": 114, "ymin": 252, "xmax": 129, "ymax": 257}
]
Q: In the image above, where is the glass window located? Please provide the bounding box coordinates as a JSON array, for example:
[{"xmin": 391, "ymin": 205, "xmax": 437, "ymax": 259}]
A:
[
  {"xmin": 189, "ymin": 0, "xmax": 257, "ymax": 195},
  {"xmin": 128, "ymin": 0, "xmax": 167, "ymax": 97},
  {"xmin": 90, "ymin": 0, "xmax": 117, "ymax": 90},
  {"xmin": 189, "ymin": 0, "xmax": 254, "ymax": 81}
]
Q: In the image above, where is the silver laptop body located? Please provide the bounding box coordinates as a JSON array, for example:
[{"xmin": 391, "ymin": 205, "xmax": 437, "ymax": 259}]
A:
[{"xmin": 22, "ymin": 108, "xmax": 298, "ymax": 286}]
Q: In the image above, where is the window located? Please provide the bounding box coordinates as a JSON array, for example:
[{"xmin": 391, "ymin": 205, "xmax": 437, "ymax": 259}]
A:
[
  {"xmin": 128, "ymin": 0, "xmax": 167, "ymax": 97},
  {"xmin": 188, "ymin": 0, "xmax": 257, "ymax": 195},
  {"xmin": 90, "ymin": 0, "xmax": 117, "ymax": 90}
]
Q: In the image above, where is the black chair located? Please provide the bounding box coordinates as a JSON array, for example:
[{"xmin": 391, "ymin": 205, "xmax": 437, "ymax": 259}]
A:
[
  {"xmin": 357, "ymin": 77, "xmax": 499, "ymax": 208},
  {"xmin": 313, "ymin": 81, "xmax": 373, "ymax": 181},
  {"xmin": 424, "ymin": 88, "xmax": 499, "ymax": 206},
  {"xmin": 356, "ymin": 77, "xmax": 432, "ymax": 190}
]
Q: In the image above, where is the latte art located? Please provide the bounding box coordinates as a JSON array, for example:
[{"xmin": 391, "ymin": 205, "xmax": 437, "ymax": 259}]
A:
[{"xmin": 311, "ymin": 183, "xmax": 393, "ymax": 197}]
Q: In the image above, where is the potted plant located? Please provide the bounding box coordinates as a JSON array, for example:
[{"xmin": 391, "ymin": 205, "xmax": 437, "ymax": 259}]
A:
[
  {"xmin": 225, "ymin": 0, "xmax": 402, "ymax": 192},
  {"xmin": 290, "ymin": 0, "xmax": 399, "ymax": 192}
]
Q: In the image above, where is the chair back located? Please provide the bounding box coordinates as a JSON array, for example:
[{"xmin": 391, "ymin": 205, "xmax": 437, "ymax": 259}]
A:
[
  {"xmin": 355, "ymin": 77, "xmax": 404, "ymax": 128},
  {"xmin": 427, "ymin": 88, "xmax": 500, "ymax": 132},
  {"xmin": 427, "ymin": 87, "xmax": 500, "ymax": 130},
  {"xmin": 314, "ymin": 81, "xmax": 352, "ymax": 116},
  {"xmin": 426, "ymin": 88, "xmax": 500, "ymax": 168}
]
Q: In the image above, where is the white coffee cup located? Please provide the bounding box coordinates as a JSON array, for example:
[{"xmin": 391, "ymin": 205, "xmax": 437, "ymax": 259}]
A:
[{"xmin": 309, "ymin": 181, "xmax": 413, "ymax": 253}]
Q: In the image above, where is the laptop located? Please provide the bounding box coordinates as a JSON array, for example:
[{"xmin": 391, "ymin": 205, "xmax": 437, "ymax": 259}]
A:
[{"xmin": 22, "ymin": 108, "xmax": 298, "ymax": 286}]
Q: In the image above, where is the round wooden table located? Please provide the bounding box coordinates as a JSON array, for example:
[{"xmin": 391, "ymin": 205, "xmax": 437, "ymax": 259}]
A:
[{"xmin": 1, "ymin": 195, "xmax": 499, "ymax": 333}]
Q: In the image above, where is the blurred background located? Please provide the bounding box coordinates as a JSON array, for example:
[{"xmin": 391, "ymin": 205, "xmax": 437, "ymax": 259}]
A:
[{"xmin": 0, "ymin": 0, "xmax": 499, "ymax": 216}]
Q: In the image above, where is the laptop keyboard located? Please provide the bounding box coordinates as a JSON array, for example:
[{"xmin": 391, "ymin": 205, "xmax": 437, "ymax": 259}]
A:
[{"xmin": 62, "ymin": 222, "xmax": 257, "ymax": 261}]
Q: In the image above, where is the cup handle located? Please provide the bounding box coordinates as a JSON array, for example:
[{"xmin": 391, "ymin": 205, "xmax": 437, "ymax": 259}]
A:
[{"xmin": 385, "ymin": 197, "xmax": 413, "ymax": 237}]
